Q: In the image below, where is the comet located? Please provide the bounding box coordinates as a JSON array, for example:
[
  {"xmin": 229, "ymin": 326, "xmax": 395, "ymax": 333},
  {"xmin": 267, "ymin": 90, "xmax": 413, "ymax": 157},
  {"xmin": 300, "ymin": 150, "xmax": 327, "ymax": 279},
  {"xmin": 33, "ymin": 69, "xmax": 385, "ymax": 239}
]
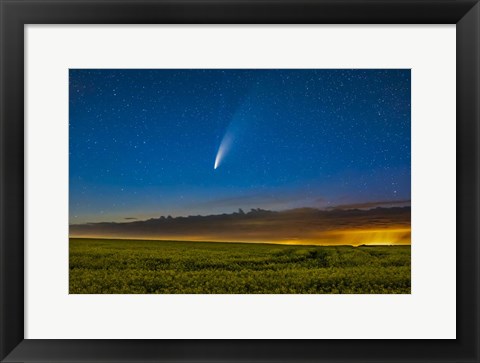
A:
[
  {"xmin": 214, "ymin": 131, "xmax": 234, "ymax": 170},
  {"xmin": 213, "ymin": 91, "xmax": 255, "ymax": 170}
]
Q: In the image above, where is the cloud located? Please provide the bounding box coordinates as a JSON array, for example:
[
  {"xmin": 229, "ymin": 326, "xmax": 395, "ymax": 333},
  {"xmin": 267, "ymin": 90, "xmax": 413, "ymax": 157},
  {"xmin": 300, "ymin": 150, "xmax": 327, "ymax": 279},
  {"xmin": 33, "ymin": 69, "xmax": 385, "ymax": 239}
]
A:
[
  {"xmin": 124, "ymin": 217, "xmax": 138, "ymax": 220},
  {"xmin": 328, "ymin": 199, "xmax": 411, "ymax": 210},
  {"xmin": 70, "ymin": 206, "xmax": 411, "ymax": 246}
]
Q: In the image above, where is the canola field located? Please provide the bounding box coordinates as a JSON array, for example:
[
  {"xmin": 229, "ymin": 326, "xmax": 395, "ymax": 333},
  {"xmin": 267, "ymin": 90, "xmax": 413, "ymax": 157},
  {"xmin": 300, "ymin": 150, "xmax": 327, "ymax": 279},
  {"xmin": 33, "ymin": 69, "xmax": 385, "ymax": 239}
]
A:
[{"xmin": 69, "ymin": 238, "xmax": 411, "ymax": 294}]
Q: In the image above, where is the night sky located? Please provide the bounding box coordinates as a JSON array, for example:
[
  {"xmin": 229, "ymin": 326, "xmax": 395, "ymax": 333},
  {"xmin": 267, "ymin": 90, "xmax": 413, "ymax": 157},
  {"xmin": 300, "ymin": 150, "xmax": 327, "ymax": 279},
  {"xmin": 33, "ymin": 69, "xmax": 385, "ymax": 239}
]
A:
[{"xmin": 69, "ymin": 69, "xmax": 410, "ymax": 224}]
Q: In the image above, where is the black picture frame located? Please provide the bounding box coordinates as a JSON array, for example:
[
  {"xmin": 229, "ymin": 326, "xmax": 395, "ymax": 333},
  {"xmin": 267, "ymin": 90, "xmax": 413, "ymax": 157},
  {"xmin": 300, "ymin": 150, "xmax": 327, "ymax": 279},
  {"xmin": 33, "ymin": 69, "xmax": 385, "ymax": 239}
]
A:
[{"xmin": 1, "ymin": 0, "xmax": 479, "ymax": 362}]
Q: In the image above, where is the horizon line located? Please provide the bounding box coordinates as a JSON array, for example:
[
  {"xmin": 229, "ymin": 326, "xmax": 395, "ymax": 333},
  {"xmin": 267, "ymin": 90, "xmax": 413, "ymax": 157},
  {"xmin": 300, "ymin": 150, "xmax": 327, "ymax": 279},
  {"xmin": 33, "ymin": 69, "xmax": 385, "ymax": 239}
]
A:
[{"xmin": 69, "ymin": 236, "xmax": 411, "ymax": 247}]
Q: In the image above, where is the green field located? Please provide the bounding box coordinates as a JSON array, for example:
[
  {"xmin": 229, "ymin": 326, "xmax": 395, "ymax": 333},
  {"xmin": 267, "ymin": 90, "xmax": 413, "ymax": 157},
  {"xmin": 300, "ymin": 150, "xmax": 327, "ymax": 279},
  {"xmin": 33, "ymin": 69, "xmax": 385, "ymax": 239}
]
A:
[{"xmin": 69, "ymin": 238, "xmax": 411, "ymax": 294}]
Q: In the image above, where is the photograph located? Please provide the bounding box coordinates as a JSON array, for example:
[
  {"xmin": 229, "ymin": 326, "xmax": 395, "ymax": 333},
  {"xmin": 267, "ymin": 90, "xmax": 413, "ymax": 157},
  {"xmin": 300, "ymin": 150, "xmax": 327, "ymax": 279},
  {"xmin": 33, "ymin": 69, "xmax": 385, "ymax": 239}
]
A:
[
  {"xmin": 3, "ymin": 0, "xmax": 478, "ymax": 360},
  {"xmin": 69, "ymin": 69, "xmax": 411, "ymax": 294}
]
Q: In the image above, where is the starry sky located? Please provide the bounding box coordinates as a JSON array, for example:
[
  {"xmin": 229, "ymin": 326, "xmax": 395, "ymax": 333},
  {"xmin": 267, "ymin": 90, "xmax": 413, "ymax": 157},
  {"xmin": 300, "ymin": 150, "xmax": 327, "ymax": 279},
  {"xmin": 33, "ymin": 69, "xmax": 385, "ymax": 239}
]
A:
[{"xmin": 69, "ymin": 69, "xmax": 410, "ymax": 224}]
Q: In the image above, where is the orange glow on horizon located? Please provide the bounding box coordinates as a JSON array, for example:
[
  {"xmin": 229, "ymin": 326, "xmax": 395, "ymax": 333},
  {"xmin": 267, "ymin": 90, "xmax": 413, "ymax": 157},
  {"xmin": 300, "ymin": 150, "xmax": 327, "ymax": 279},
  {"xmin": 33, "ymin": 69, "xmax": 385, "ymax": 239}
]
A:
[{"xmin": 70, "ymin": 226, "xmax": 411, "ymax": 246}]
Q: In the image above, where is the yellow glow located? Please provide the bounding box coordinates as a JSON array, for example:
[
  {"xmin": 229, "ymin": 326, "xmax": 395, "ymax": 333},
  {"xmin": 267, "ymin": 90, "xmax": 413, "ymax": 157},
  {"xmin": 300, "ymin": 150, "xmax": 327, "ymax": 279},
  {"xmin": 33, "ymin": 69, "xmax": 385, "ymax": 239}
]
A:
[{"xmin": 70, "ymin": 226, "xmax": 411, "ymax": 246}]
